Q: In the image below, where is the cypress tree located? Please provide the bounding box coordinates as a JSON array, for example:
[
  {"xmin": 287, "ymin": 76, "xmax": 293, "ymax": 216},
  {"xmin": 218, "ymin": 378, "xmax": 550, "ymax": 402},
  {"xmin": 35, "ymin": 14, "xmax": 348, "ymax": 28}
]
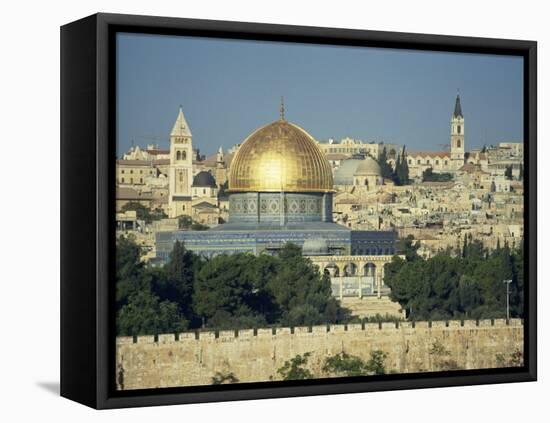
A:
[
  {"xmin": 393, "ymin": 153, "xmax": 402, "ymax": 185},
  {"xmin": 401, "ymin": 146, "xmax": 409, "ymax": 184}
]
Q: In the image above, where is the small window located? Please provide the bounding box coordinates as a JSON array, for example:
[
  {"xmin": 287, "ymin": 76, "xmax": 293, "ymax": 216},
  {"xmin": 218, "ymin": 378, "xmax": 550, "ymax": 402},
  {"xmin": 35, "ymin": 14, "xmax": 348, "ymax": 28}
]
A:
[
  {"xmin": 176, "ymin": 151, "xmax": 181, "ymax": 160},
  {"xmin": 457, "ymin": 125, "xmax": 461, "ymax": 134},
  {"xmin": 121, "ymin": 177, "xmax": 125, "ymax": 183},
  {"xmin": 417, "ymin": 159, "xmax": 421, "ymax": 165},
  {"xmin": 436, "ymin": 160, "xmax": 439, "ymax": 165},
  {"xmin": 140, "ymin": 178, "xmax": 143, "ymax": 184},
  {"xmin": 457, "ymin": 139, "xmax": 461, "ymax": 148},
  {"xmin": 121, "ymin": 170, "xmax": 125, "ymax": 174}
]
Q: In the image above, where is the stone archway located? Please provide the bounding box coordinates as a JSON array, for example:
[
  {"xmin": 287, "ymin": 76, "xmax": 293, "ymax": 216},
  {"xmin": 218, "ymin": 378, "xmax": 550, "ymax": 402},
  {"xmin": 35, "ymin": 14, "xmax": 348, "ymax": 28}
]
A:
[
  {"xmin": 324, "ymin": 263, "xmax": 340, "ymax": 277},
  {"xmin": 363, "ymin": 262, "xmax": 380, "ymax": 298},
  {"xmin": 344, "ymin": 262, "xmax": 357, "ymax": 276}
]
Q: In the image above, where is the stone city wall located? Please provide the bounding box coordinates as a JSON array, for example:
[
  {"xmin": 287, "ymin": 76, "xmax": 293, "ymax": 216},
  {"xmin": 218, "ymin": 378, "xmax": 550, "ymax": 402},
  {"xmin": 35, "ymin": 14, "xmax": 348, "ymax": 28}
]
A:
[{"xmin": 116, "ymin": 318, "xmax": 523, "ymax": 390}]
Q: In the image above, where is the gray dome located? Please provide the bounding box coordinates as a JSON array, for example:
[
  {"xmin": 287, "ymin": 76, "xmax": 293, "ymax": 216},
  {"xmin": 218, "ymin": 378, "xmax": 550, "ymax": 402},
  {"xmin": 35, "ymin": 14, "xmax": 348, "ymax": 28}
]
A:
[
  {"xmin": 334, "ymin": 158, "xmax": 362, "ymax": 185},
  {"xmin": 355, "ymin": 156, "xmax": 381, "ymax": 176},
  {"xmin": 192, "ymin": 171, "xmax": 217, "ymax": 188},
  {"xmin": 302, "ymin": 237, "xmax": 330, "ymax": 256}
]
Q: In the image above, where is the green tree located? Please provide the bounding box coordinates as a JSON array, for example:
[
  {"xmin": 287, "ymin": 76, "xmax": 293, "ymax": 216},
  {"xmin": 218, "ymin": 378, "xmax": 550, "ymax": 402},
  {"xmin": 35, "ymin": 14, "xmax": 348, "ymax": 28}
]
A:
[
  {"xmin": 277, "ymin": 353, "xmax": 314, "ymax": 380},
  {"xmin": 378, "ymin": 148, "xmax": 394, "ymax": 180},
  {"xmin": 211, "ymin": 371, "xmax": 239, "ymax": 385},
  {"xmin": 429, "ymin": 339, "xmax": 461, "ymax": 371},
  {"xmin": 401, "ymin": 147, "xmax": 410, "ymax": 184},
  {"xmin": 191, "ymin": 222, "xmax": 209, "ymax": 231},
  {"xmin": 120, "ymin": 202, "xmax": 166, "ymax": 223},
  {"xmin": 323, "ymin": 352, "xmax": 368, "ymax": 377},
  {"xmin": 422, "ymin": 168, "xmax": 453, "ymax": 182},
  {"xmin": 267, "ymin": 243, "xmax": 343, "ymax": 326},
  {"xmin": 116, "ymin": 289, "xmax": 187, "ymax": 336},
  {"xmin": 193, "ymin": 253, "xmax": 269, "ymax": 327},
  {"xmin": 393, "ymin": 147, "xmax": 410, "ymax": 186},
  {"xmin": 152, "ymin": 241, "xmax": 197, "ymax": 318},
  {"xmin": 178, "ymin": 215, "xmax": 209, "ymax": 231},
  {"xmin": 218, "ymin": 180, "xmax": 229, "ymax": 198},
  {"xmin": 116, "ymin": 235, "xmax": 146, "ymax": 307},
  {"xmin": 365, "ymin": 350, "xmax": 388, "ymax": 375},
  {"xmin": 178, "ymin": 215, "xmax": 192, "ymax": 229},
  {"xmin": 504, "ymin": 165, "xmax": 513, "ymax": 180},
  {"xmin": 396, "ymin": 235, "xmax": 421, "ymax": 262},
  {"xmin": 384, "ymin": 242, "xmax": 524, "ymax": 321},
  {"xmin": 457, "ymin": 275, "xmax": 482, "ymax": 316}
]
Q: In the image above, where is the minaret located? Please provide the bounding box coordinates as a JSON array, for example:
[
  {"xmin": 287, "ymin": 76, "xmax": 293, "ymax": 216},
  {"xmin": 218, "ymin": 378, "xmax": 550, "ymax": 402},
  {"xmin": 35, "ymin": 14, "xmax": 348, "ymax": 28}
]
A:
[
  {"xmin": 215, "ymin": 146, "xmax": 227, "ymax": 187},
  {"xmin": 450, "ymin": 94, "xmax": 465, "ymax": 167},
  {"xmin": 168, "ymin": 106, "xmax": 193, "ymax": 217}
]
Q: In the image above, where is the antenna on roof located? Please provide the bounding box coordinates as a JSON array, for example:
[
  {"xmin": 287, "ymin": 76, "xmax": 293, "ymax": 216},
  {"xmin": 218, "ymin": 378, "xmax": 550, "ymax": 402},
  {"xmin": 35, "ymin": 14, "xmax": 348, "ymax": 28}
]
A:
[{"xmin": 280, "ymin": 96, "xmax": 285, "ymax": 121}]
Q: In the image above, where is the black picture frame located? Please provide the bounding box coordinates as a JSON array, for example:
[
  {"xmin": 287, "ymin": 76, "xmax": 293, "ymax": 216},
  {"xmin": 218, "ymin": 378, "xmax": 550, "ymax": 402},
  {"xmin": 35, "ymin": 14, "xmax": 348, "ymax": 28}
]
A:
[{"xmin": 60, "ymin": 12, "xmax": 537, "ymax": 409}]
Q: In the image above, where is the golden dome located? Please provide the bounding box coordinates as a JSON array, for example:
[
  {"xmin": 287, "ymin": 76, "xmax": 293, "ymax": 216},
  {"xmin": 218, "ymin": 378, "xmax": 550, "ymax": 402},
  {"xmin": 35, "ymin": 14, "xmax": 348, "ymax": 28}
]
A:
[{"xmin": 228, "ymin": 119, "xmax": 334, "ymax": 193}]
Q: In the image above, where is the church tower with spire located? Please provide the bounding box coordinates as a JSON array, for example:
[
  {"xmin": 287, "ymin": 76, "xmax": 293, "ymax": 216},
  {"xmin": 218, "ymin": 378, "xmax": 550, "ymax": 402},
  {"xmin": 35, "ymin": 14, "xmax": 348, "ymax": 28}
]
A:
[
  {"xmin": 168, "ymin": 106, "xmax": 193, "ymax": 217},
  {"xmin": 450, "ymin": 94, "xmax": 465, "ymax": 167}
]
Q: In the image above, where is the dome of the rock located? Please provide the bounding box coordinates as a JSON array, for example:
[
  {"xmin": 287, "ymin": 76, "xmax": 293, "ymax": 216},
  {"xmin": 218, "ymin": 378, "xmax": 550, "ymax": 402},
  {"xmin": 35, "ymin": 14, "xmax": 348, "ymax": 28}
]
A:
[{"xmin": 228, "ymin": 119, "xmax": 333, "ymax": 193}]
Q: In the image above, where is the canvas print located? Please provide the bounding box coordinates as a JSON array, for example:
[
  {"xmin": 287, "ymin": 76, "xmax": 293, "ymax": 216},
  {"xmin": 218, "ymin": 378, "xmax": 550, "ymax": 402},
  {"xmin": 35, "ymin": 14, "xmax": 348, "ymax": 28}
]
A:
[{"xmin": 114, "ymin": 33, "xmax": 525, "ymax": 391}]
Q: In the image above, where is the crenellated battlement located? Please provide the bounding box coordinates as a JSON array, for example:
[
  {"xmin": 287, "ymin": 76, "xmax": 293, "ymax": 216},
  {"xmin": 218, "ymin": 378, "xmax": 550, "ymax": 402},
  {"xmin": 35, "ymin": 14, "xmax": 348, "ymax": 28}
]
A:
[
  {"xmin": 116, "ymin": 318, "xmax": 523, "ymax": 390},
  {"xmin": 116, "ymin": 318, "xmax": 523, "ymax": 345}
]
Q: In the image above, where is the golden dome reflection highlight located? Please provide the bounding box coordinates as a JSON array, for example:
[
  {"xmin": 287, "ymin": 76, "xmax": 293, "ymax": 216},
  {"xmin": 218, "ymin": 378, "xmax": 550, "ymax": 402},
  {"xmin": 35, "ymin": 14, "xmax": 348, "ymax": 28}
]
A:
[{"xmin": 228, "ymin": 119, "xmax": 334, "ymax": 193}]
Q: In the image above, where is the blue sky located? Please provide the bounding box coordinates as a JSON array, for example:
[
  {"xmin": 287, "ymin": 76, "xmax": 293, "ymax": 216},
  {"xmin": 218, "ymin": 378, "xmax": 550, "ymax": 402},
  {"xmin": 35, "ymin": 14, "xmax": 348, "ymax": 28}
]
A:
[{"xmin": 116, "ymin": 33, "xmax": 523, "ymax": 157}]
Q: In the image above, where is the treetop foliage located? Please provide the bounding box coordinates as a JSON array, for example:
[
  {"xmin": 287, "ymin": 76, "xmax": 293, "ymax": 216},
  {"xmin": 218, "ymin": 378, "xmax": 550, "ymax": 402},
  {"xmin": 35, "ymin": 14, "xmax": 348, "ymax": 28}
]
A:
[
  {"xmin": 116, "ymin": 238, "xmax": 350, "ymax": 336},
  {"xmin": 385, "ymin": 236, "xmax": 523, "ymax": 321}
]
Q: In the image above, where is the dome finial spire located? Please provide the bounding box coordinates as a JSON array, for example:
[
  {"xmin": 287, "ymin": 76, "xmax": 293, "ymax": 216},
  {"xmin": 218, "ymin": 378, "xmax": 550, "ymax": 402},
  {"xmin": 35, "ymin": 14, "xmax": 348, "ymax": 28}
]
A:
[{"xmin": 280, "ymin": 96, "xmax": 285, "ymax": 120}]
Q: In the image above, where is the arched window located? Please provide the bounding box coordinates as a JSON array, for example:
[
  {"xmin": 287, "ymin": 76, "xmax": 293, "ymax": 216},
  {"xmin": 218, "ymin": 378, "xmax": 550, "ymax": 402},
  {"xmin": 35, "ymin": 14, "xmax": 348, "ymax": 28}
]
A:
[
  {"xmin": 457, "ymin": 139, "xmax": 461, "ymax": 148},
  {"xmin": 176, "ymin": 151, "xmax": 181, "ymax": 160},
  {"xmin": 417, "ymin": 159, "xmax": 421, "ymax": 165},
  {"xmin": 457, "ymin": 125, "xmax": 461, "ymax": 134},
  {"xmin": 182, "ymin": 151, "xmax": 187, "ymax": 160}
]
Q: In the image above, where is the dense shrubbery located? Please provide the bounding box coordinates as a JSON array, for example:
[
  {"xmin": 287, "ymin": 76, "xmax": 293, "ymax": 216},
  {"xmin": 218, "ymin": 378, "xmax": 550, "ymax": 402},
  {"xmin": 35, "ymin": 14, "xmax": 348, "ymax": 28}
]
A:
[
  {"xmin": 120, "ymin": 201, "xmax": 167, "ymax": 223},
  {"xmin": 421, "ymin": 168, "xmax": 453, "ymax": 182},
  {"xmin": 385, "ymin": 235, "xmax": 524, "ymax": 321},
  {"xmin": 116, "ymin": 238, "xmax": 350, "ymax": 336}
]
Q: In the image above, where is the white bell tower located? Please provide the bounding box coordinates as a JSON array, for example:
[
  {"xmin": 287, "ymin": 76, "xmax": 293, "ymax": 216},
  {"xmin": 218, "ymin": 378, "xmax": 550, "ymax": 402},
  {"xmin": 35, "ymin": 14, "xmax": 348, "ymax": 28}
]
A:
[{"xmin": 450, "ymin": 94, "xmax": 465, "ymax": 166}]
